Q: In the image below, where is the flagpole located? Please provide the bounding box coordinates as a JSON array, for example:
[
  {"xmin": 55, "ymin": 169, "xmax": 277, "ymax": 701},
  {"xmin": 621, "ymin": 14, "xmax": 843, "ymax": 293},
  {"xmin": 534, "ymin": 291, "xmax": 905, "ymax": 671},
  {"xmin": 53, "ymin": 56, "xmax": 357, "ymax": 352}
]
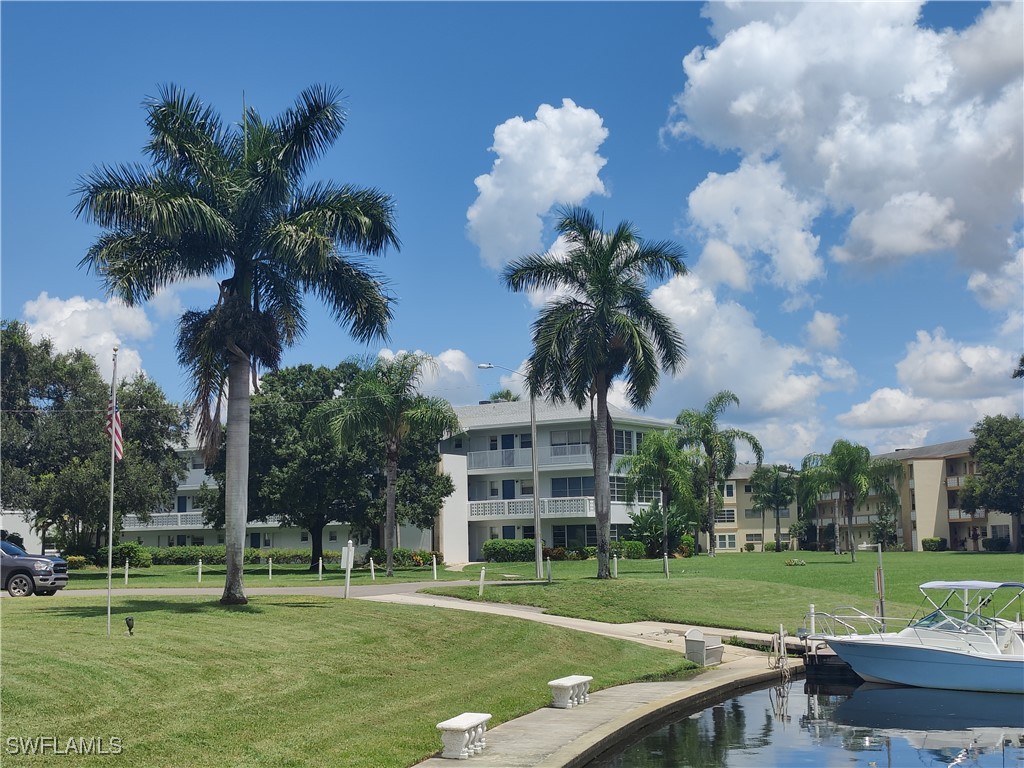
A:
[{"xmin": 107, "ymin": 346, "xmax": 119, "ymax": 636}]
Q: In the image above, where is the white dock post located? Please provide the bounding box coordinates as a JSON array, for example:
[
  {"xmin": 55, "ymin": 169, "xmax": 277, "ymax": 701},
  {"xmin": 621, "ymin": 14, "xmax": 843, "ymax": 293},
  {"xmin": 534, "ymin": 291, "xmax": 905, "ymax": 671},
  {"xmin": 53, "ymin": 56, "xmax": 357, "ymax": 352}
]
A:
[{"xmin": 809, "ymin": 604, "xmax": 815, "ymax": 635}]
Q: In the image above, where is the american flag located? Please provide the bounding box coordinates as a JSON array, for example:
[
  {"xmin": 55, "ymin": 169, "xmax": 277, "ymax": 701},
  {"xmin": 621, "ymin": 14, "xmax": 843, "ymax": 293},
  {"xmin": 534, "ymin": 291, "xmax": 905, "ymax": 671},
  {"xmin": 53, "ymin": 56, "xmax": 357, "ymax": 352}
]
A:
[{"xmin": 106, "ymin": 393, "xmax": 123, "ymax": 462}]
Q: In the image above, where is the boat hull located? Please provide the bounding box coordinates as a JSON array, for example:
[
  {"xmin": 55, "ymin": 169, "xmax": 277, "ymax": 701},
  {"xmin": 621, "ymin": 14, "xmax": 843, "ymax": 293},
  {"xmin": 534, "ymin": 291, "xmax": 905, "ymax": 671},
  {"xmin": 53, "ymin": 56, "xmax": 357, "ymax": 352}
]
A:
[{"xmin": 824, "ymin": 636, "xmax": 1024, "ymax": 694}]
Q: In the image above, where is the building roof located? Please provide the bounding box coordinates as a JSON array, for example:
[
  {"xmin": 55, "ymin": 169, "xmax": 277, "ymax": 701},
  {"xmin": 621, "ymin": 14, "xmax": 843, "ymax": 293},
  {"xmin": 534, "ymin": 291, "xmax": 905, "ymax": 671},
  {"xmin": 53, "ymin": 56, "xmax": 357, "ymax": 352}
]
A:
[
  {"xmin": 874, "ymin": 438, "xmax": 974, "ymax": 461},
  {"xmin": 453, "ymin": 399, "xmax": 675, "ymax": 432}
]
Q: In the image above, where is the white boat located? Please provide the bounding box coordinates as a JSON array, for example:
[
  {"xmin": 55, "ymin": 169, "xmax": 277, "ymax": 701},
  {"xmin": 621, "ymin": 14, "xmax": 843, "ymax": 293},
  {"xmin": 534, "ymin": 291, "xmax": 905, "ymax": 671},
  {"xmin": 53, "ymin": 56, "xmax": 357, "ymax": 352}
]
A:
[{"xmin": 812, "ymin": 580, "xmax": 1024, "ymax": 694}]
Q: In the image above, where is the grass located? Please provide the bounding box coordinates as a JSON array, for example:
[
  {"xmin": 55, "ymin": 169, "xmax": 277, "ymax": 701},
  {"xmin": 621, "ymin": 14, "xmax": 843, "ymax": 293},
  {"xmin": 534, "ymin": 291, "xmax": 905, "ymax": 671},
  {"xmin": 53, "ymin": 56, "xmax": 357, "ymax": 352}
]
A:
[
  {"xmin": 0, "ymin": 595, "xmax": 692, "ymax": 767},
  {"xmin": 426, "ymin": 551, "xmax": 1024, "ymax": 633},
  {"xmin": 64, "ymin": 562, "xmax": 470, "ymax": 590}
]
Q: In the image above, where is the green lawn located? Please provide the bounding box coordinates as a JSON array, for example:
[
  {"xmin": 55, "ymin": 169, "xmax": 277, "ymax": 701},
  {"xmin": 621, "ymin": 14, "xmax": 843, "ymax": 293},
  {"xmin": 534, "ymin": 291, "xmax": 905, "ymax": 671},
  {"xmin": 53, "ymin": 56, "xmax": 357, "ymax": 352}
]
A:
[
  {"xmin": 427, "ymin": 551, "xmax": 1024, "ymax": 633},
  {"xmin": 64, "ymin": 562, "xmax": 470, "ymax": 590},
  {"xmin": 0, "ymin": 595, "xmax": 692, "ymax": 767}
]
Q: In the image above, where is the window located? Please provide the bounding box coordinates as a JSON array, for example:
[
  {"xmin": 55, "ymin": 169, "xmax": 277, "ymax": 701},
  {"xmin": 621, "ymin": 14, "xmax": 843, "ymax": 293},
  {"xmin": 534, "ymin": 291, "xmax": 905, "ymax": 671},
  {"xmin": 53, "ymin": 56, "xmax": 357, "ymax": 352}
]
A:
[
  {"xmin": 176, "ymin": 534, "xmax": 187, "ymax": 546},
  {"xmin": 716, "ymin": 534, "xmax": 736, "ymax": 550},
  {"xmin": 489, "ymin": 481, "xmax": 499, "ymax": 498},
  {"xmin": 745, "ymin": 534, "xmax": 762, "ymax": 543},
  {"xmin": 300, "ymin": 531, "xmax": 309, "ymax": 542},
  {"xmin": 263, "ymin": 534, "xmax": 271, "ymax": 547},
  {"xmin": 614, "ymin": 430, "xmax": 634, "ymax": 455},
  {"xmin": 177, "ymin": 496, "xmax": 187, "ymax": 513},
  {"xmin": 521, "ymin": 480, "xmax": 534, "ymax": 496},
  {"xmin": 523, "ymin": 525, "xmax": 535, "ymax": 540},
  {"xmin": 777, "ymin": 508, "xmax": 791, "ymax": 518},
  {"xmin": 191, "ymin": 455, "xmax": 204, "ymax": 469},
  {"xmin": 489, "ymin": 527, "xmax": 499, "ymax": 540},
  {"xmin": 550, "ymin": 430, "xmax": 585, "ymax": 455},
  {"xmin": 551, "ymin": 476, "xmax": 594, "ymax": 497},
  {"xmin": 610, "ymin": 476, "xmax": 655, "ymax": 503},
  {"xmin": 552, "ymin": 524, "xmax": 596, "ymax": 548},
  {"xmin": 724, "ymin": 484, "xmax": 734, "ymax": 498},
  {"xmin": 453, "ymin": 437, "xmax": 463, "ymax": 449},
  {"xmin": 329, "ymin": 530, "xmax": 338, "ymax": 542},
  {"xmin": 217, "ymin": 534, "xmax": 225, "ymax": 544},
  {"xmin": 744, "ymin": 484, "xmax": 752, "ymax": 494},
  {"xmin": 744, "ymin": 508, "xmax": 761, "ymax": 519},
  {"xmin": 192, "ymin": 536, "xmax": 205, "ymax": 546},
  {"xmin": 611, "ymin": 524, "xmax": 632, "ymax": 541},
  {"xmin": 489, "ymin": 436, "xmax": 498, "ymax": 450},
  {"xmin": 136, "ymin": 537, "xmax": 144, "ymax": 545},
  {"xmin": 714, "ymin": 509, "xmax": 736, "ymax": 524},
  {"xmin": 992, "ymin": 525, "xmax": 1010, "ymax": 539},
  {"xmin": 520, "ymin": 433, "xmax": 532, "ymax": 449}
]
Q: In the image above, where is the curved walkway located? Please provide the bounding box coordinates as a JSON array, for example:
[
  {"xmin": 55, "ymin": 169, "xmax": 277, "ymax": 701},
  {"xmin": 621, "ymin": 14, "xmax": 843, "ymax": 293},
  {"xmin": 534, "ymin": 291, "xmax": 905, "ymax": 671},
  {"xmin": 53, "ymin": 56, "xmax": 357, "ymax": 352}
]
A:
[{"xmin": 55, "ymin": 580, "xmax": 804, "ymax": 767}]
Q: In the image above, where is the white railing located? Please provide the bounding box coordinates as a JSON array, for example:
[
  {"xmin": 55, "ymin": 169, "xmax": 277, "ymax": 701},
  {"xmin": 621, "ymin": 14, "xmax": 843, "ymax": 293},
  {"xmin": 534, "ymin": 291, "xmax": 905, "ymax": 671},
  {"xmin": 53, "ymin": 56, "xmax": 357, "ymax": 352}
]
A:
[
  {"xmin": 468, "ymin": 496, "xmax": 596, "ymax": 519},
  {"xmin": 466, "ymin": 445, "xmax": 594, "ymax": 470},
  {"xmin": 122, "ymin": 513, "xmax": 283, "ymax": 530}
]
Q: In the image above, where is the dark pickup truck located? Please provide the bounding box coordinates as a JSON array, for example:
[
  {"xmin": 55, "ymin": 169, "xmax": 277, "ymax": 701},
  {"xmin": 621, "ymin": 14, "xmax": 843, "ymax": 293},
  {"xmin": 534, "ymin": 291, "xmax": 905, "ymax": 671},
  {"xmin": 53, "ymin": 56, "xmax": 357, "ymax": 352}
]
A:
[{"xmin": 1, "ymin": 540, "xmax": 69, "ymax": 596}]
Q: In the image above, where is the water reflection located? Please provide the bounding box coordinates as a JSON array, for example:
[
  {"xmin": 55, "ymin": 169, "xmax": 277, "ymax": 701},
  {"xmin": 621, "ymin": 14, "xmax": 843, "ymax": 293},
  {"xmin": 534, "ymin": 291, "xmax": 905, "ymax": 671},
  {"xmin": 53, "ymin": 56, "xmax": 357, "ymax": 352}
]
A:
[{"xmin": 588, "ymin": 680, "xmax": 1024, "ymax": 767}]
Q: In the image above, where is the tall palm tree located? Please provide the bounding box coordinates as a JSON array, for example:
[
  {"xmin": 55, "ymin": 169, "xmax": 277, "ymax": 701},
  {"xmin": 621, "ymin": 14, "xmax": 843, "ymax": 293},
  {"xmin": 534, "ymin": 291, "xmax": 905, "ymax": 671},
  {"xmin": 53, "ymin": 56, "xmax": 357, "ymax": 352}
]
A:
[
  {"xmin": 676, "ymin": 391, "xmax": 763, "ymax": 556},
  {"xmin": 619, "ymin": 430, "xmax": 699, "ymax": 561},
  {"xmin": 750, "ymin": 464, "xmax": 797, "ymax": 552},
  {"xmin": 801, "ymin": 439, "xmax": 903, "ymax": 562},
  {"xmin": 311, "ymin": 353, "xmax": 460, "ymax": 576},
  {"xmin": 75, "ymin": 85, "xmax": 399, "ymax": 603},
  {"xmin": 503, "ymin": 205, "xmax": 687, "ymax": 579}
]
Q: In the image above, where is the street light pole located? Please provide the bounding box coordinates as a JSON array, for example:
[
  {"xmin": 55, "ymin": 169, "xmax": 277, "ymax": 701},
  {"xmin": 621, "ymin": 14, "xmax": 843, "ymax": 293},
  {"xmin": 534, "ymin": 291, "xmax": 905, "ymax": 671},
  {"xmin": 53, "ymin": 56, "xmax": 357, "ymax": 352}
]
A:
[{"xmin": 479, "ymin": 363, "xmax": 543, "ymax": 580}]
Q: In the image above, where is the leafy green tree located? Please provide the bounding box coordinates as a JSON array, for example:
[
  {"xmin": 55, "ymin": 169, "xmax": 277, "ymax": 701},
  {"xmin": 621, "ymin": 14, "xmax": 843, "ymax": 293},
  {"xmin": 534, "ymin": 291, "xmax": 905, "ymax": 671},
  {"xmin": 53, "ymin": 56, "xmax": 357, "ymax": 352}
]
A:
[
  {"xmin": 75, "ymin": 85, "xmax": 399, "ymax": 604},
  {"xmin": 676, "ymin": 391, "xmax": 763, "ymax": 556},
  {"xmin": 801, "ymin": 439, "xmax": 902, "ymax": 562},
  {"xmin": 311, "ymin": 353, "xmax": 459, "ymax": 576},
  {"xmin": 1013, "ymin": 354, "xmax": 1023, "ymax": 379},
  {"xmin": 618, "ymin": 429, "xmax": 699, "ymax": 559},
  {"xmin": 488, "ymin": 389, "xmax": 520, "ymax": 402},
  {"xmin": 1, "ymin": 322, "xmax": 189, "ymax": 553},
  {"xmin": 869, "ymin": 502, "xmax": 899, "ymax": 550},
  {"xmin": 750, "ymin": 464, "xmax": 797, "ymax": 552},
  {"xmin": 503, "ymin": 205, "xmax": 687, "ymax": 578},
  {"xmin": 961, "ymin": 414, "xmax": 1024, "ymax": 552}
]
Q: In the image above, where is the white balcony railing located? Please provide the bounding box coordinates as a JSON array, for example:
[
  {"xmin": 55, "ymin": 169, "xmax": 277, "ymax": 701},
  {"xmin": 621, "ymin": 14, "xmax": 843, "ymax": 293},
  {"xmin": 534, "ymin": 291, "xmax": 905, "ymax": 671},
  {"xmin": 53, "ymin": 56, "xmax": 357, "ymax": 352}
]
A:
[
  {"xmin": 466, "ymin": 445, "xmax": 593, "ymax": 470},
  {"xmin": 122, "ymin": 513, "xmax": 285, "ymax": 530},
  {"xmin": 468, "ymin": 496, "xmax": 596, "ymax": 519}
]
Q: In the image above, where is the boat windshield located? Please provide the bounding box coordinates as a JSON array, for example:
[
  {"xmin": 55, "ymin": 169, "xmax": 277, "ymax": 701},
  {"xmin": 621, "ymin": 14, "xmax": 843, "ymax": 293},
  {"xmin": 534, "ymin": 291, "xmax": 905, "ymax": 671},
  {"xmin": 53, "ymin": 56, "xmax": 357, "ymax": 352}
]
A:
[{"xmin": 914, "ymin": 609, "xmax": 997, "ymax": 631}]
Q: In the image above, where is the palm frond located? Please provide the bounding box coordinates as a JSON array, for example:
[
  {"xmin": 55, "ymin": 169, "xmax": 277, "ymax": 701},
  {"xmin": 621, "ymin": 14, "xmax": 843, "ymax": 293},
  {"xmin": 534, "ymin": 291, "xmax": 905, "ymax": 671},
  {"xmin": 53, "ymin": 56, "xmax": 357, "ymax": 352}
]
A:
[{"xmin": 274, "ymin": 84, "xmax": 347, "ymax": 177}]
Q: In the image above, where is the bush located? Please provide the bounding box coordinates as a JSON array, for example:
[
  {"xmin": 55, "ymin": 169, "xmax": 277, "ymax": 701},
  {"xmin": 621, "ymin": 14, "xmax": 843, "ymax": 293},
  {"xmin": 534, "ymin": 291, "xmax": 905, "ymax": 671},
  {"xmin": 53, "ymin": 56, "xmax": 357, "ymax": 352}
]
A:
[
  {"xmin": 365, "ymin": 547, "xmax": 441, "ymax": 567},
  {"xmin": 543, "ymin": 546, "xmax": 568, "ymax": 561},
  {"xmin": 610, "ymin": 540, "xmax": 645, "ymax": 560},
  {"xmin": 481, "ymin": 539, "xmax": 535, "ymax": 562},
  {"xmin": 144, "ymin": 546, "xmax": 265, "ymax": 565},
  {"xmin": 678, "ymin": 534, "xmax": 695, "ymax": 558},
  {"xmin": 764, "ymin": 541, "xmax": 777, "ymax": 552},
  {"xmin": 96, "ymin": 542, "xmax": 152, "ymax": 568},
  {"xmin": 65, "ymin": 555, "xmax": 90, "ymax": 570},
  {"xmin": 743, "ymin": 542, "xmax": 755, "ymax": 552},
  {"xmin": 982, "ymin": 537, "xmax": 1011, "ymax": 552},
  {"xmin": 784, "ymin": 558, "xmax": 807, "ymax": 566},
  {"xmin": 922, "ymin": 537, "xmax": 948, "ymax": 552},
  {"xmin": 584, "ymin": 546, "xmax": 597, "ymax": 560}
]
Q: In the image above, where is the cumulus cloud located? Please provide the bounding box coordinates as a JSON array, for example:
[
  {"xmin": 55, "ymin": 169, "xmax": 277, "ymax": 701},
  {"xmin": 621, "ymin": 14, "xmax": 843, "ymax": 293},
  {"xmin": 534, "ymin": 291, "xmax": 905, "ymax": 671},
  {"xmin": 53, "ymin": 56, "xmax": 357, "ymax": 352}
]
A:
[
  {"xmin": 667, "ymin": 0, "xmax": 1022, "ymax": 288},
  {"xmin": 693, "ymin": 239, "xmax": 751, "ymax": 291},
  {"xmin": 895, "ymin": 328, "xmax": 1014, "ymax": 399},
  {"xmin": 803, "ymin": 311, "xmax": 843, "ymax": 351},
  {"xmin": 466, "ymin": 99, "xmax": 609, "ymax": 269},
  {"xmin": 377, "ymin": 347, "xmax": 479, "ymax": 405},
  {"xmin": 23, "ymin": 292, "xmax": 153, "ymax": 383}
]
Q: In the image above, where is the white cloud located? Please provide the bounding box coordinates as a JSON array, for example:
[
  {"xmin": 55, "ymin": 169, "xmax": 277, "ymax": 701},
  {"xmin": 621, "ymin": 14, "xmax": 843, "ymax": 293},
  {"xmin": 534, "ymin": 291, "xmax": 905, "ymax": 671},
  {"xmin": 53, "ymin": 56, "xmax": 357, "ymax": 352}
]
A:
[
  {"xmin": 693, "ymin": 239, "xmax": 751, "ymax": 291},
  {"xmin": 22, "ymin": 292, "xmax": 153, "ymax": 384},
  {"xmin": 466, "ymin": 99, "xmax": 609, "ymax": 269},
  {"xmin": 803, "ymin": 311, "xmax": 843, "ymax": 351},
  {"xmin": 895, "ymin": 328, "xmax": 1014, "ymax": 399},
  {"xmin": 149, "ymin": 276, "xmax": 219, "ymax": 320},
  {"xmin": 377, "ymin": 347, "xmax": 479, "ymax": 404},
  {"xmin": 967, "ymin": 248, "xmax": 1024, "ymax": 311},
  {"xmin": 667, "ymin": 0, "xmax": 1022, "ymax": 288}
]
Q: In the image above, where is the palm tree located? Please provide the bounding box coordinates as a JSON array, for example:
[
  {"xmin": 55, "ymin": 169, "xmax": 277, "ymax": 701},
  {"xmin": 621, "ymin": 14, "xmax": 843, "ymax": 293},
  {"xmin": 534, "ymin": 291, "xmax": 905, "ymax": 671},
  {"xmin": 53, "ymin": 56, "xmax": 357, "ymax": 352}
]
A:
[
  {"xmin": 75, "ymin": 85, "xmax": 399, "ymax": 603},
  {"xmin": 801, "ymin": 439, "xmax": 903, "ymax": 562},
  {"xmin": 676, "ymin": 391, "xmax": 763, "ymax": 556},
  {"xmin": 618, "ymin": 430, "xmax": 699, "ymax": 562},
  {"xmin": 503, "ymin": 205, "xmax": 687, "ymax": 579},
  {"xmin": 311, "ymin": 353, "xmax": 460, "ymax": 576},
  {"xmin": 488, "ymin": 389, "xmax": 520, "ymax": 402},
  {"xmin": 750, "ymin": 464, "xmax": 797, "ymax": 552}
]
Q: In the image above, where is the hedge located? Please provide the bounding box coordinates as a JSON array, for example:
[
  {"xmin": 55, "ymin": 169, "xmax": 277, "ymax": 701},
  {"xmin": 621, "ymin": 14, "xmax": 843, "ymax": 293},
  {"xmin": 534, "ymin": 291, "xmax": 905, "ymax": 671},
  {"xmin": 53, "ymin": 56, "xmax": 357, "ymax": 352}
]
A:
[
  {"xmin": 366, "ymin": 548, "xmax": 443, "ymax": 567},
  {"xmin": 982, "ymin": 537, "xmax": 1011, "ymax": 552},
  {"xmin": 921, "ymin": 537, "xmax": 948, "ymax": 552},
  {"xmin": 96, "ymin": 542, "xmax": 152, "ymax": 568},
  {"xmin": 482, "ymin": 539, "xmax": 535, "ymax": 562},
  {"xmin": 611, "ymin": 540, "xmax": 646, "ymax": 560}
]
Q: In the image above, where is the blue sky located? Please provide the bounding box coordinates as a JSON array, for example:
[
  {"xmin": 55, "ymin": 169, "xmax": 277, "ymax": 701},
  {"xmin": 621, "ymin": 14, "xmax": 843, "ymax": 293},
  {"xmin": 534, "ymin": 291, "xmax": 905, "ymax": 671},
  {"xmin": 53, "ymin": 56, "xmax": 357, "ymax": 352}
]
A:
[{"xmin": 2, "ymin": 1, "xmax": 1022, "ymax": 467}]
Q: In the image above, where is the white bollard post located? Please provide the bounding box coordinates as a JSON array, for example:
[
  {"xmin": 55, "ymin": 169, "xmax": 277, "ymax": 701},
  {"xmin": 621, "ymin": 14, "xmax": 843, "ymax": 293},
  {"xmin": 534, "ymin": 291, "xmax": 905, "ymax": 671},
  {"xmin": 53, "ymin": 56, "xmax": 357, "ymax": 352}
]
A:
[
  {"xmin": 663, "ymin": 553, "xmax": 670, "ymax": 579},
  {"xmin": 478, "ymin": 567, "xmax": 486, "ymax": 597},
  {"xmin": 809, "ymin": 604, "xmax": 815, "ymax": 636},
  {"xmin": 432, "ymin": 554, "xmax": 437, "ymax": 581},
  {"xmin": 344, "ymin": 540, "xmax": 354, "ymax": 599},
  {"xmin": 124, "ymin": 559, "xmax": 129, "ymax": 585},
  {"xmin": 613, "ymin": 554, "xmax": 618, "ymax": 578},
  {"xmin": 318, "ymin": 557, "xmax": 323, "ymax": 581},
  {"xmin": 198, "ymin": 558, "xmax": 202, "ymax": 583},
  {"xmin": 370, "ymin": 558, "xmax": 376, "ymax": 581},
  {"xmin": 268, "ymin": 557, "xmax": 273, "ymax": 580},
  {"xmin": 546, "ymin": 556, "xmax": 552, "ymax": 583}
]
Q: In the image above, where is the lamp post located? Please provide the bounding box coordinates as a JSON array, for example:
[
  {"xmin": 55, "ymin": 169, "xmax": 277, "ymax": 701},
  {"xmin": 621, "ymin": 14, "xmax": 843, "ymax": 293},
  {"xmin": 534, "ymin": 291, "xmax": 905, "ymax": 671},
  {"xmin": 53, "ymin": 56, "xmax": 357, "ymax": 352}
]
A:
[
  {"xmin": 478, "ymin": 363, "xmax": 543, "ymax": 580},
  {"xmin": 858, "ymin": 542, "xmax": 886, "ymax": 630}
]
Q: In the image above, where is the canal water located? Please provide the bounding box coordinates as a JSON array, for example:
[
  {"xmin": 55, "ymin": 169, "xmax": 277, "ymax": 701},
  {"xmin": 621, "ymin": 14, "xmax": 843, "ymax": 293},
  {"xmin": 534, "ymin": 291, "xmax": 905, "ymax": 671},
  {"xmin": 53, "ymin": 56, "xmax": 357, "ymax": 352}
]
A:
[{"xmin": 588, "ymin": 679, "xmax": 1024, "ymax": 767}]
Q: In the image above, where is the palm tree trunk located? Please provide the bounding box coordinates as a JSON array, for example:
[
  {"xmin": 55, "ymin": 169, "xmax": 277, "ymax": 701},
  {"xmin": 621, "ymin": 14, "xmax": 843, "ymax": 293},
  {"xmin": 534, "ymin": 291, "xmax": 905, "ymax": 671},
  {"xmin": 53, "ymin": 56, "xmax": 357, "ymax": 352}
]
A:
[
  {"xmin": 846, "ymin": 495, "xmax": 856, "ymax": 563},
  {"xmin": 775, "ymin": 507, "xmax": 782, "ymax": 552},
  {"xmin": 706, "ymin": 465, "xmax": 716, "ymax": 557},
  {"xmin": 385, "ymin": 446, "xmax": 398, "ymax": 577},
  {"xmin": 761, "ymin": 511, "xmax": 766, "ymax": 552},
  {"xmin": 661, "ymin": 485, "xmax": 670, "ymax": 558},
  {"xmin": 593, "ymin": 386, "xmax": 612, "ymax": 579},
  {"xmin": 221, "ymin": 354, "xmax": 250, "ymax": 605}
]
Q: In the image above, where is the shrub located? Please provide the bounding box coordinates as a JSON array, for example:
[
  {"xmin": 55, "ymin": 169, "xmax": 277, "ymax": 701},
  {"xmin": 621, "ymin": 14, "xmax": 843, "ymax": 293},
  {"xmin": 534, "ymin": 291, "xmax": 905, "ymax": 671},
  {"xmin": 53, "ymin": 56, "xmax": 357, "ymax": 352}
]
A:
[
  {"xmin": 584, "ymin": 546, "xmax": 597, "ymax": 559},
  {"xmin": 922, "ymin": 537, "xmax": 948, "ymax": 552},
  {"xmin": 65, "ymin": 555, "xmax": 90, "ymax": 570},
  {"xmin": 784, "ymin": 558, "xmax": 807, "ymax": 566},
  {"xmin": 982, "ymin": 537, "xmax": 1011, "ymax": 552},
  {"xmin": 96, "ymin": 542, "xmax": 152, "ymax": 568},
  {"xmin": 764, "ymin": 541, "xmax": 778, "ymax": 552},
  {"xmin": 481, "ymin": 539, "xmax": 535, "ymax": 563},
  {"xmin": 543, "ymin": 546, "xmax": 568, "ymax": 561},
  {"xmin": 610, "ymin": 540, "xmax": 645, "ymax": 560},
  {"xmin": 743, "ymin": 543, "xmax": 755, "ymax": 552},
  {"xmin": 144, "ymin": 545, "xmax": 265, "ymax": 565},
  {"xmin": 678, "ymin": 534, "xmax": 695, "ymax": 558}
]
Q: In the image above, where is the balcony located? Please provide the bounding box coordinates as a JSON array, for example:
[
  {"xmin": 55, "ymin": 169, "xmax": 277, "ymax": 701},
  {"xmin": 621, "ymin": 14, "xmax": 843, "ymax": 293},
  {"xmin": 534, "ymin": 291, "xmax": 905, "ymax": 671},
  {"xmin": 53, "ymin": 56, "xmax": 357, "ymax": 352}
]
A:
[
  {"xmin": 466, "ymin": 445, "xmax": 594, "ymax": 471},
  {"xmin": 122, "ymin": 513, "xmax": 285, "ymax": 530},
  {"xmin": 469, "ymin": 496, "xmax": 595, "ymax": 519}
]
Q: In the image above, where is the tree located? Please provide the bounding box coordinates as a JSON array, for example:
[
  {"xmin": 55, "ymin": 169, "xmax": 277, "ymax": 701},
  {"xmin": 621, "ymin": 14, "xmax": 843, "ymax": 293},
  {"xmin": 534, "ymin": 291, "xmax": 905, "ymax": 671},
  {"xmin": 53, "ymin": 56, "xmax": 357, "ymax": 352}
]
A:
[
  {"xmin": 311, "ymin": 353, "xmax": 459, "ymax": 576},
  {"xmin": 488, "ymin": 389, "xmax": 520, "ymax": 402},
  {"xmin": 1013, "ymin": 354, "xmax": 1023, "ymax": 379},
  {"xmin": 0, "ymin": 322, "xmax": 189, "ymax": 553},
  {"xmin": 750, "ymin": 464, "xmax": 797, "ymax": 552},
  {"xmin": 618, "ymin": 430, "xmax": 699, "ymax": 560},
  {"xmin": 676, "ymin": 391, "xmax": 763, "ymax": 556},
  {"xmin": 869, "ymin": 502, "xmax": 899, "ymax": 550},
  {"xmin": 961, "ymin": 414, "xmax": 1024, "ymax": 552},
  {"xmin": 75, "ymin": 85, "xmax": 399, "ymax": 604},
  {"xmin": 503, "ymin": 205, "xmax": 687, "ymax": 579},
  {"xmin": 800, "ymin": 439, "xmax": 903, "ymax": 562}
]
